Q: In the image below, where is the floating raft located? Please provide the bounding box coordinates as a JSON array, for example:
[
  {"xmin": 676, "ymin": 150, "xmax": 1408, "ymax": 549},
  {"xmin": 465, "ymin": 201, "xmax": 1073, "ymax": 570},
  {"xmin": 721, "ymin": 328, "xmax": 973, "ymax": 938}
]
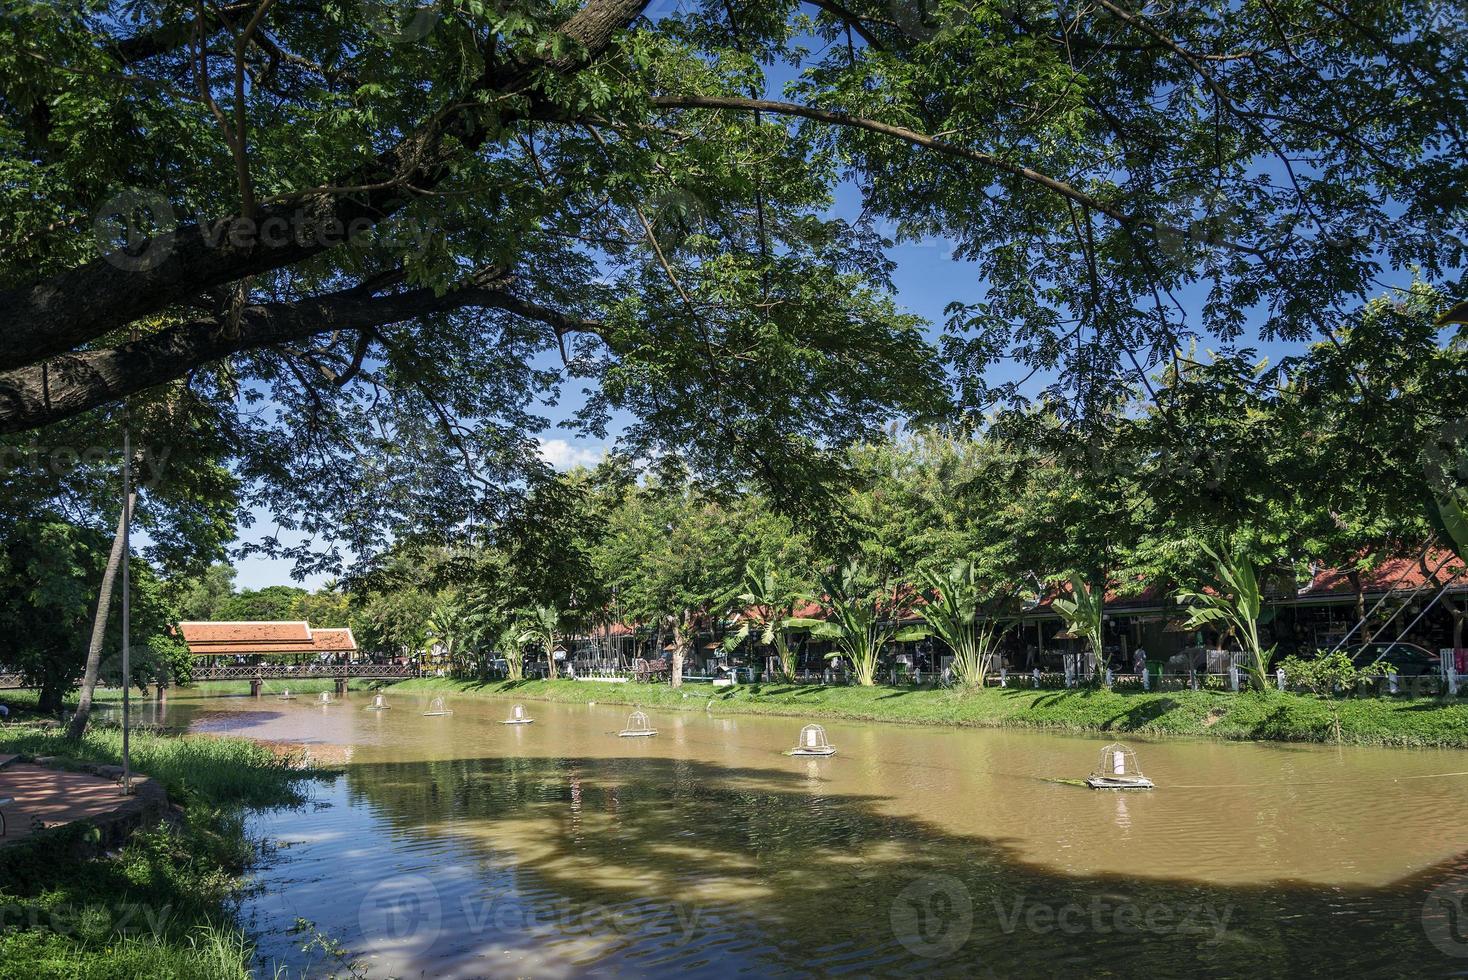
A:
[
  {"xmin": 618, "ymin": 711, "xmax": 657, "ymax": 736},
  {"xmin": 1084, "ymin": 774, "xmax": 1155, "ymax": 790},
  {"xmin": 1086, "ymin": 743, "xmax": 1155, "ymax": 790},
  {"xmin": 787, "ymin": 724, "xmax": 836, "ymax": 756}
]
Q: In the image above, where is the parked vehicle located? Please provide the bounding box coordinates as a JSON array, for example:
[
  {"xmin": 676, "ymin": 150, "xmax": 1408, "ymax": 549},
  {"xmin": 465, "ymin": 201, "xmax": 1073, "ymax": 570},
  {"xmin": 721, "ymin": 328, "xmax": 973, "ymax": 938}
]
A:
[{"xmin": 1343, "ymin": 642, "xmax": 1440, "ymax": 676}]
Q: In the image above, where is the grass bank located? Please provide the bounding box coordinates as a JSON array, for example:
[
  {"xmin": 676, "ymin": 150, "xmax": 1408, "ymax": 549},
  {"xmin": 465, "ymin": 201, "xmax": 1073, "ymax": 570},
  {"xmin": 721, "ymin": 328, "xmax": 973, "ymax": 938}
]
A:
[
  {"xmin": 391, "ymin": 677, "xmax": 1468, "ymax": 748},
  {"xmin": 0, "ymin": 725, "xmax": 327, "ymax": 978}
]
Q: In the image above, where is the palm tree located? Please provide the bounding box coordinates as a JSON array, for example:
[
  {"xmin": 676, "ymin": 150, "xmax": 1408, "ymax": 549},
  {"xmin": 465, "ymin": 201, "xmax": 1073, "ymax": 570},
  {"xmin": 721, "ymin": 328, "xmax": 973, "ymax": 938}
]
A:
[
  {"xmin": 791, "ymin": 561, "xmax": 907, "ymax": 687},
  {"xmin": 496, "ymin": 623, "xmax": 528, "ymax": 681},
  {"xmin": 1176, "ymin": 543, "xmax": 1273, "ymax": 689},
  {"xmin": 908, "ymin": 560, "xmax": 1012, "ymax": 689},
  {"xmin": 518, "ymin": 605, "xmax": 563, "ymax": 680},
  {"xmin": 422, "ymin": 599, "xmax": 463, "ymax": 673},
  {"xmin": 730, "ymin": 563, "xmax": 803, "ymax": 682},
  {"xmin": 1052, "ymin": 573, "xmax": 1105, "ymax": 677}
]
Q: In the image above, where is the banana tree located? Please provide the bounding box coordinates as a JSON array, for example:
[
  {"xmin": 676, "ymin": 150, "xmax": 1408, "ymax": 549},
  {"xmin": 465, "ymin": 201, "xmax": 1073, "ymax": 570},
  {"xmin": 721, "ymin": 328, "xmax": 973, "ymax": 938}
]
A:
[
  {"xmin": 422, "ymin": 599, "xmax": 464, "ymax": 672},
  {"xmin": 906, "ymin": 561, "xmax": 1013, "ymax": 689},
  {"xmin": 728, "ymin": 563, "xmax": 804, "ymax": 682},
  {"xmin": 518, "ymin": 604, "xmax": 563, "ymax": 680},
  {"xmin": 1051, "ymin": 573, "xmax": 1105, "ymax": 674},
  {"xmin": 790, "ymin": 561, "xmax": 908, "ymax": 686},
  {"xmin": 1175, "ymin": 542, "xmax": 1274, "ymax": 689},
  {"xmin": 497, "ymin": 623, "xmax": 528, "ymax": 681}
]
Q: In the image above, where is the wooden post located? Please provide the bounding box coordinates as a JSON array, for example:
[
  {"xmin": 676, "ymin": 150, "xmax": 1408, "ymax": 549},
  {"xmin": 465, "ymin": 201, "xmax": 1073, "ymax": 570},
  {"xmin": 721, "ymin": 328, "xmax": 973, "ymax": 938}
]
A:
[{"xmin": 251, "ymin": 676, "xmax": 262, "ymax": 697}]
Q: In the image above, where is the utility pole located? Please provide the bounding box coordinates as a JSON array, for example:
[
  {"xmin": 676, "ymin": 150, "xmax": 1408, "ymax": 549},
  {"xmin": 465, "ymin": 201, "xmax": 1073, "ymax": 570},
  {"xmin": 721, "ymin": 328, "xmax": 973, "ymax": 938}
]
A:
[{"xmin": 121, "ymin": 417, "xmax": 132, "ymax": 796}]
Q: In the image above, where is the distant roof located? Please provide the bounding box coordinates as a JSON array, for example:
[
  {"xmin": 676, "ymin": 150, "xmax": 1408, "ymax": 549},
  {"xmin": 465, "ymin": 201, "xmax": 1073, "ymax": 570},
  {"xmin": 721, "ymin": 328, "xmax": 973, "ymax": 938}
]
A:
[
  {"xmin": 1298, "ymin": 548, "xmax": 1468, "ymax": 600},
  {"xmin": 180, "ymin": 621, "xmax": 357, "ymax": 655}
]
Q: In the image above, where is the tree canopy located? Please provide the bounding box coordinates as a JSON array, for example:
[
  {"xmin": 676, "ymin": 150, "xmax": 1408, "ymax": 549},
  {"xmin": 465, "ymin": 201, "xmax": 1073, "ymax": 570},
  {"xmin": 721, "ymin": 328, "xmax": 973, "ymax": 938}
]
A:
[{"xmin": 4, "ymin": 0, "xmax": 1463, "ymax": 573}]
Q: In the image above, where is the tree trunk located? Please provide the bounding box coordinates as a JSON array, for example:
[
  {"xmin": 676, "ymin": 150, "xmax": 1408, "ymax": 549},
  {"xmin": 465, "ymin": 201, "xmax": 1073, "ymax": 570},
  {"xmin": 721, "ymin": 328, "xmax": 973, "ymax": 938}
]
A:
[
  {"xmin": 1453, "ymin": 603, "xmax": 1466, "ymax": 651},
  {"xmin": 545, "ymin": 635, "xmax": 558, "ymax": 680},
  {"xmin": 670, "ymin": 616, "xmax": 688, "ymax": 689},
  {"xmin": 66, "ymin": 491, "xmax": 135, "ymax": 740},
  {"xmin": 1347, "ymin": 570, "xmax": 1370, "ymax": 643}
]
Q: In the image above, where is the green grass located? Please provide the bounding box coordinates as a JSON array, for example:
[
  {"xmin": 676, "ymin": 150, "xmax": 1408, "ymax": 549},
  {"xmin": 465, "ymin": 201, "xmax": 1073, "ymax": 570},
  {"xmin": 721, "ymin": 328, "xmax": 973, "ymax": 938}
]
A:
[
  {"xmin": 391, "ymin": 676, "xmax": 1468, "ymax": 748},
  {"xmin": 0, "ymin": 726, "xmax": 324, "ymax": 978}
]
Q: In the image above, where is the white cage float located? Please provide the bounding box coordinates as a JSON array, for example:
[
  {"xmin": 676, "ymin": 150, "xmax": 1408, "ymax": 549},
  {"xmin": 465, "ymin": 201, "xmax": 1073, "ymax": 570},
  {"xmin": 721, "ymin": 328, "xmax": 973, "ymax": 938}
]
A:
[
  {"xmin": 364, "ymin": 693, "xmax": 390, "ymax": 711},
  {"xmin": 277, "ymin": 689, "xmax": 297, "ymax": 700},
  {"xmin": 788, "ymin": 724, "xmax": 836, "ymax": 756},
  {"xmin": 501, "ymin": 703, "xmax": 534, "ymax": 725},
  {"xmin": 318, "ymin": 692, "xmax": 335, "ymax": 705},
  {"xmin": 618, "ymin": 710, "xmax": 657, "ymax": 737},
  {"xmin": 422, "ymin": 696, "xmax": 453, "ymax": 717},
  {"xmin": 1085, "ymin": 742, "xmax": 1154, "ymax": 790}
]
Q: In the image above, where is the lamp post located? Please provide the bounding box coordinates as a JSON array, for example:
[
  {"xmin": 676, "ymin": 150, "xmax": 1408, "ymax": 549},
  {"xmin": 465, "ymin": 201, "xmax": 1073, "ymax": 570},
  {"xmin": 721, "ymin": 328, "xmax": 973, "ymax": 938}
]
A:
[{"xmin": 120, "ymin": 418, "xmax": 132, "ymax": 796}]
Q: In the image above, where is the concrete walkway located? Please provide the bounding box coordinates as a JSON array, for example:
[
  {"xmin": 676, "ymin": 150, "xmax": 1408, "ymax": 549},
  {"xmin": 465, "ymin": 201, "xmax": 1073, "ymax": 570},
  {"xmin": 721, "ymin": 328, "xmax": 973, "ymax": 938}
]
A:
[{"xmin": 0, "ymin": 763, "xmax": 161, "ymax": 844}]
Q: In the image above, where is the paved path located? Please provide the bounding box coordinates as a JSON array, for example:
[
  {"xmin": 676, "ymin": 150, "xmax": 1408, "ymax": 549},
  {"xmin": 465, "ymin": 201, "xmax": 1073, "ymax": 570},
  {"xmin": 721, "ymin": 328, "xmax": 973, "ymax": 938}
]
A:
[{"xmin": 0, "ymin": 764, "xmax": 134, "ymax": 843}]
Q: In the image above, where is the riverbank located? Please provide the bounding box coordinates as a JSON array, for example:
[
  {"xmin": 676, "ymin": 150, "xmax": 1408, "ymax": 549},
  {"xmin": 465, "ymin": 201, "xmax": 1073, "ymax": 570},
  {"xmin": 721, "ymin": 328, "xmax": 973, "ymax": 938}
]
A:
[
  {"xmin": 0, "ymin": 725, "xmax": 327, "ymax": 977},
  {"xmin": 386, "ymin": 677, "xmax": 1468, "ymax": 748}
]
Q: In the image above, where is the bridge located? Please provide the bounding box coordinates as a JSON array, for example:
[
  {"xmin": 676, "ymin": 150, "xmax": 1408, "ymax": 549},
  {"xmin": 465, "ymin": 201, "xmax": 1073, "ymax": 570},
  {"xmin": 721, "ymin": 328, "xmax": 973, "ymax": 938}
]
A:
[
  {"xmin": 0, "ymin": 665, "xmax": 416, "ymax": 694},
  {"xmin": 191, "ymin": 663, "xmax": 416, "ymax": 695}
]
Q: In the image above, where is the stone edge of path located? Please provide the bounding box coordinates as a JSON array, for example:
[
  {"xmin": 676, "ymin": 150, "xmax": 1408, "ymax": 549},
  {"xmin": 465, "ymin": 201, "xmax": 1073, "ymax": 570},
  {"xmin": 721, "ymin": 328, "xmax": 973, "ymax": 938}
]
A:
[{"xmin": 0, "ymin": 756, "xmax": 170, "ymax": 852}]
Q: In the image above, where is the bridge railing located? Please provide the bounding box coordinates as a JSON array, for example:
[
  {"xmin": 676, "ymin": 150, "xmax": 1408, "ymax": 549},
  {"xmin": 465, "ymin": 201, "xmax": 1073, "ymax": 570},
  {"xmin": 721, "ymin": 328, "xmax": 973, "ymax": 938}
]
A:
[{"xmin": 190, "ymin": 664, "xmax": 415, "ymax": 681}]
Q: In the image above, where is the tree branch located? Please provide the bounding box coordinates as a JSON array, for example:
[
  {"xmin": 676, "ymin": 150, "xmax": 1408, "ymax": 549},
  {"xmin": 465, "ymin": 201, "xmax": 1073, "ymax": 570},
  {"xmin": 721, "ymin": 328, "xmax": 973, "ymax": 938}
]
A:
[
  {"xmin": 0, "ymin": 0, "xmax": 650, "ymax": 374},
  {"xmin": 650, "ymin": 95, "xmax": 1262, "ymax": 257},
  {"xmin": 0, "ymin": 274, "xmax": 604, "ymax": 433}
]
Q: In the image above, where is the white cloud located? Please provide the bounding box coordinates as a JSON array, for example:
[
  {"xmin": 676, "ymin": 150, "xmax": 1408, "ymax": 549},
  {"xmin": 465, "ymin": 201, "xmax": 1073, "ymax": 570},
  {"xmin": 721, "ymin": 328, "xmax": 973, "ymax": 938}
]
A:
[{"xmin": 537, "ymin": 437, "xmax": 605, "ymax": 472}]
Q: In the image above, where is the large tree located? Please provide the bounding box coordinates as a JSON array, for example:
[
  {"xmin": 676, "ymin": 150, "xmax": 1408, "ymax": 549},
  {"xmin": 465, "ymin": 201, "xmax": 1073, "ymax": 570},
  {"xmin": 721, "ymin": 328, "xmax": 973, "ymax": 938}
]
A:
[{"xmin": 3, "ymin": 0, "xmax": 1461, "ymax": 573}]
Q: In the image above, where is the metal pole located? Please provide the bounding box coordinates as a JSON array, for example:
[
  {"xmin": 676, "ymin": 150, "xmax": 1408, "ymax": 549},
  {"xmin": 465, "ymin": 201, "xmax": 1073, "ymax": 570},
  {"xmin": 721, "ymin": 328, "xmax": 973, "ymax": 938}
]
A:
[{"xmin": 121, "ymin": 420, "xmax": 132, "ymax": 796}]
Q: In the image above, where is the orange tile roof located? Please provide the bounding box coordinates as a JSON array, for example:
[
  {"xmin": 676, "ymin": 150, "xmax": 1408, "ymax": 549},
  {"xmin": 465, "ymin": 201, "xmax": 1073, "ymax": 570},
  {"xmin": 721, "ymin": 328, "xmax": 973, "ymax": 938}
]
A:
[
  {"xmin": 181, "ymin": 621, "xmax": 356, "ymax": 655},
  {"xmin": 1299, "ymin": 548, "xmax": 1468, "ymax": 598},
  {"xmin": 179, "ymin": 621, "xmax": 311, "ymax": 644},
  {"xmin": 309, "ymin": 628, "xmax": 357, "ymax": 652}
]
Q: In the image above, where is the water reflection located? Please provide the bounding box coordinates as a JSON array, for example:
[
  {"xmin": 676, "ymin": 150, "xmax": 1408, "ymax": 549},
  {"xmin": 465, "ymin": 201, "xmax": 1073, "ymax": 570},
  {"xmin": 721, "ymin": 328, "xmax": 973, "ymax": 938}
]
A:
[{"xmin": 137, "ymin": 693, "xmax": 1468, "ymax": 977}]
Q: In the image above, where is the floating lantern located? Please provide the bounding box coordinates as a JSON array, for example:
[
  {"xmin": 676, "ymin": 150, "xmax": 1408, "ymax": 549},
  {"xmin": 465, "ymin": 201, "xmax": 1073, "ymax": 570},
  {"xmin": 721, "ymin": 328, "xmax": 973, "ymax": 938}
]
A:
[
  {"xmin": 618, "ymin": 710, "xmax": 657, "ymax": 737},
  {"xmin": 365, "ymin": 693, "xmax": 390, "ymax": 711},
  {"xmin": 422, "ymin": 696, "xmax": 453, "ymax": 717},
  {"xmin": 1085, "ymin": 742, "xmax": 1154, "ymax": 789},
  {"xmin": 788, "ymin": 724, "xmax": 836, "ymax": 757},
  {"xmin": 501, "ymin": 703, "xmax": 533, "ymax": 725},
  {"xmin": 318, "ymin": 692, "xmax": 334, "ymax": 705}
]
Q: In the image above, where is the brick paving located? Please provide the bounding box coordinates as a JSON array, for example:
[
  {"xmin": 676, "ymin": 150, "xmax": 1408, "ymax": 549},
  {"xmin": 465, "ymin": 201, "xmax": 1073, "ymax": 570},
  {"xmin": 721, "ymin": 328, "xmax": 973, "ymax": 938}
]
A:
[{"xmin": 0, "ymin": 763, "xmax": 134, "ymax": 843}]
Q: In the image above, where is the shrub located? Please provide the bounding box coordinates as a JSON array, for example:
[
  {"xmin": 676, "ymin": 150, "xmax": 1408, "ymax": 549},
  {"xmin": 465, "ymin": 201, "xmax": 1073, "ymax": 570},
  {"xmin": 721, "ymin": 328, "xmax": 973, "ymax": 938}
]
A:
[{"xmin": 1277, "ymin": 651, "xmax": 1393, "ymax": 696}]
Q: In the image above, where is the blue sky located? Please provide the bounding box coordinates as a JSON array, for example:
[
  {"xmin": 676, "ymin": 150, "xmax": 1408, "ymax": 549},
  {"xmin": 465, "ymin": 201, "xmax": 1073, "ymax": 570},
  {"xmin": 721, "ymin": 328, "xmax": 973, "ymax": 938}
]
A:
[
  {"xmin": 231, "ymin": 213, "xmax": 994, "ymax": 589},
  {"xmin": 229, "ymin": 20, "xmax": 1333, "ymax": 592}
]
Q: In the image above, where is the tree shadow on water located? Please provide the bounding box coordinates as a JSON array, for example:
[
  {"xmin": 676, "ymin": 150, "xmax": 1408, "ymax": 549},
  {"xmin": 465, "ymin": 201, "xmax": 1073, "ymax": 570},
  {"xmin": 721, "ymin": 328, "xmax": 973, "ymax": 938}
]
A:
[{"xmin": 332, "ymin": 755, "xmax": 1461, "ymax": 978}]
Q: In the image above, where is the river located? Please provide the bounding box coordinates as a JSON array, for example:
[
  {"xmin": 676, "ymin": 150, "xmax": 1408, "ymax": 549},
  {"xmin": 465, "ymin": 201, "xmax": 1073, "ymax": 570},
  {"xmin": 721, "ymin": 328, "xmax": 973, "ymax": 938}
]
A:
[{"xmin": 141, "ymin": 689, "xmax": 1468, "ymax": 977}]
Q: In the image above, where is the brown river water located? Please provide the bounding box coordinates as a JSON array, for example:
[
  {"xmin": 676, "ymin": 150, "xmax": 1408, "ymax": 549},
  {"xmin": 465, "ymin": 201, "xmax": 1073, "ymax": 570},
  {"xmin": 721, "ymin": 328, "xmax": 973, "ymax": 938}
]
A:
[{"xmin": 137, "ymin": 689, "xmax": 1468, "ymax": 977}]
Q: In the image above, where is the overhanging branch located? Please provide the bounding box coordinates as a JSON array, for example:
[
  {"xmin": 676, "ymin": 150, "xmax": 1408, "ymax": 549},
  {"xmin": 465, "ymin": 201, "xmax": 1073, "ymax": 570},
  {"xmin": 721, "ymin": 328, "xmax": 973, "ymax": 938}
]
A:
[{"xmin": 0, "ymin": 274, "xmax": 605, "ymax": 434}]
